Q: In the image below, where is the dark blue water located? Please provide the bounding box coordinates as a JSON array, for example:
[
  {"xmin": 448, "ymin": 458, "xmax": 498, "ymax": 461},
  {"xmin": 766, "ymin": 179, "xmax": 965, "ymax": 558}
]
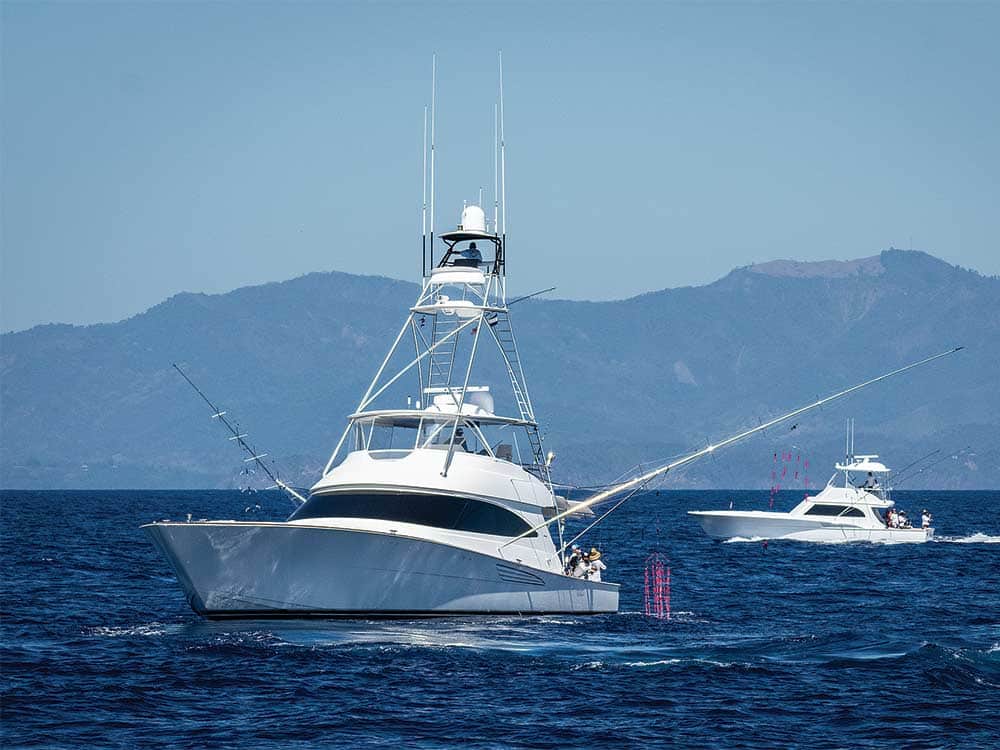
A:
[{"xmin": 2, "ymin": 489, "xmax": 998, "ymax": 749}]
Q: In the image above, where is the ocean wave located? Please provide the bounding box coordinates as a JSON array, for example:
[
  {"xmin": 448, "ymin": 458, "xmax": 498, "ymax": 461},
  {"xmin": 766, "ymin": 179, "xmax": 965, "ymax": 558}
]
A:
[{"xmin": 722, "ymin": 536, "xmax": 765, "ymax": 543}]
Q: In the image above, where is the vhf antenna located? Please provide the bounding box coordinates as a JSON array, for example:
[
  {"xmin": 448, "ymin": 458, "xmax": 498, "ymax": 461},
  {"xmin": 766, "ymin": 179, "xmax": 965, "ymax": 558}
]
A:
[
  {"xmin": 493, "ymin": 102, "xmax": 499, "ymax": 235},
  {"xmin": 498, "ymin": 50, "xmax": 507, "ymax": 272},
  {"xmin": 172, "ymin": 363, "xmax": 306, "ymax": 506},
  {"xmin": 429, "ymin": 52, "xmax": 437, "ymax": 271},
  {"xmin": 421, "ymin": 104, "xmax": 428, "ymax": 277}
]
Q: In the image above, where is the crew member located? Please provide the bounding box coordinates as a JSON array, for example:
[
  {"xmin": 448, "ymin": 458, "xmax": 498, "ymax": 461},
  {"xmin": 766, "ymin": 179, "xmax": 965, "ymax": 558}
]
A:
[
  {"xmin": 564, "ymin": 545, "xmax": 582, "ymax": 576},
  {"xmin": 921, "ymin": 509, "xmax": 933, "ymax": 529},
  {"xmin": 585, "ymin": 548, "xmax": 607, "ymax": 582},
  {"xmin": 453, "ymin": 242, "xmax": 482, "ymax": 268}
]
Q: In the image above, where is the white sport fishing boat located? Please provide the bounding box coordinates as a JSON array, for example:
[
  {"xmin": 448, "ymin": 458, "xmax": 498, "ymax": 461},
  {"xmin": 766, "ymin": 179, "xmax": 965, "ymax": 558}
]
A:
[
  {"xmin": 144, "ymin": 59, "xmax": 960, "ymax": 618},
  {"xmin": 145, "ymin": 61, "xmax": 620, "ymax": 617},
  {"xmin": 689, "ymin": 439, "xmax": 934, "ymax": 543}
]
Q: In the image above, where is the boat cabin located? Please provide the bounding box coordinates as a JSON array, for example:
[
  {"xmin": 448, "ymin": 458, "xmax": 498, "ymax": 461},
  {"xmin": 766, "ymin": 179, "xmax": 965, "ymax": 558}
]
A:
[
  {"xmin": 344, "ymin": 387, "xmax": 530, "ymax": 465},
  {"xmin": 787, "ymin": 453, "xmax": 895, "ymax": 526}
]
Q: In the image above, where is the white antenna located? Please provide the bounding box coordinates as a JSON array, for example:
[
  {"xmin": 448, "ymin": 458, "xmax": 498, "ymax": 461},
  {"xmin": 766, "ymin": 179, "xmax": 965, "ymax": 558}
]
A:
[
  {"xmin": 479, "ymin": 186, "xmax": 483, "ymax": 206},
  {"xmin": 498, "ymin": 50, "xmax": 507, "ymax": 238},
  {"xmin": 421, "ymin": 105, "xmax": 427, "ymax": 269},
  {"xmin": 430, "ymin": 54, "xmax": 437, "ymax": 248},
  {"xmin": 493, "ymin": 102, "xmax": 499, "ymax": 234},
  {"xmin": 845, "ymin": 418, "xmax": 851, "ymax": 459}
]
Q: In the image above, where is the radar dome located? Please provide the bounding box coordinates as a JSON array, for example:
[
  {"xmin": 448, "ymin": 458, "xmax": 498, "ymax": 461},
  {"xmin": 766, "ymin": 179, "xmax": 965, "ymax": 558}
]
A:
[{"xmin": 459, "ymin": 205, "xmax": 487, "ymax": 234}]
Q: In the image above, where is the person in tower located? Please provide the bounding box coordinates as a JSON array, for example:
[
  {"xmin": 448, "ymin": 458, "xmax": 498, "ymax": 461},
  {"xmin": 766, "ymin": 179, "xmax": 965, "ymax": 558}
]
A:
[{"xmin": 453, "ymin": 242, "xmax": 482, "ymax": 268}]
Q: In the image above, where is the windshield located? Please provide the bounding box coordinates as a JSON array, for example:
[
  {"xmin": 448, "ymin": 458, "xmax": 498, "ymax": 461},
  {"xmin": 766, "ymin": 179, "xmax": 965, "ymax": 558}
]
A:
[{"xmin": 351, "ymin": 416, "xmax": 518, "ymax": 461}]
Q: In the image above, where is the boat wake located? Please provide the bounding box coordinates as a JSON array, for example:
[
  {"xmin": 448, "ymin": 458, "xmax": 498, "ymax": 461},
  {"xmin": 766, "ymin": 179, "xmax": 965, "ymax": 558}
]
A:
[{"xmin": 933, "ymin": 532, "xmax": 1000, "ymax": 544}]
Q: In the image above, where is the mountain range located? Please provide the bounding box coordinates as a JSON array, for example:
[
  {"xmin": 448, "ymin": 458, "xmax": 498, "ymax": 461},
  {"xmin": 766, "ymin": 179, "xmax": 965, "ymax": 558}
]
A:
[{"xmin": 2, "ymin": 249, "xmax": 997, "ymax": 490}]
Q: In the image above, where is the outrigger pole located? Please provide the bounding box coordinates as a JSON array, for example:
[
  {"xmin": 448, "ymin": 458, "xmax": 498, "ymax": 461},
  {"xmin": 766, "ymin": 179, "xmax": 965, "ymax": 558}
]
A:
[
  {"xmin": 172, "ymin": 363, "xmax": 307, "ymax": 505},
  {"xmin": 503, "ymin": 346, "xmax": 964, "ymax": 546}
]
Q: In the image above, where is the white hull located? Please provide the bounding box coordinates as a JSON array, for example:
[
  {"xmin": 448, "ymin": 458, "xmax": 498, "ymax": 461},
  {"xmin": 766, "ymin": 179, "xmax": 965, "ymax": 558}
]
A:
[
  {"xmin": 144, "ymin": 521, "xmax": 618, "ymax": 618},
  {"xmin": 688, "ymin": 511, "xmax": 933, "ymax": 543}
]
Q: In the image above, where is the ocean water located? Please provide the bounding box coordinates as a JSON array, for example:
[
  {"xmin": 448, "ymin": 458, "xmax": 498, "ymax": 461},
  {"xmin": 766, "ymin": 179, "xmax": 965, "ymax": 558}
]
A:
[{"xmin": 2, "ymin": 489, "xmax": 998, "ymax": 749}]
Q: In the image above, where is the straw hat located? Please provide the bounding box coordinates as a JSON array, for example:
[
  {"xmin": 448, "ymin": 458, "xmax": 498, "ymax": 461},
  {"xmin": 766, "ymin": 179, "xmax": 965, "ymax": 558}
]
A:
[{"xmin": 588, "ymin": 548, "xmax": 601, "ymax": 560}]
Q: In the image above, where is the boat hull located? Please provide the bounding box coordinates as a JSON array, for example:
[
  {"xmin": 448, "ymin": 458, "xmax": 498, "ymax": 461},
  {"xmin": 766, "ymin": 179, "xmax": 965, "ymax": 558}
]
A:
[
  {"xmin": 144, "ymin": 521, "xmax": 619, "ymax": 618},
  {"xmin": 688, "ymin": 511, "xmax": 933, "ymax": 543}
]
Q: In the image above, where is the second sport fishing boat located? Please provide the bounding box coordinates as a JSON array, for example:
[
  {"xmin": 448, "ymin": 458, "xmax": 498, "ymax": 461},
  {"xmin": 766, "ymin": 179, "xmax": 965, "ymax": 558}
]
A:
[{"xmin": 689, "ymin": 426, "xmax": 935, "ymax": 543}]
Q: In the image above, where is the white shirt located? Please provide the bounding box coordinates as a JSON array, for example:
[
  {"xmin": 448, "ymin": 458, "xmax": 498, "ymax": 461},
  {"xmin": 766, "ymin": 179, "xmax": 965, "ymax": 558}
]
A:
[
  {"xmin": 922, "ymin": 513, "xmax": 931, "ymax": 528},
  {"xmin": 588, "ymin": 559, "xmax": 607, "ymax": 582}
]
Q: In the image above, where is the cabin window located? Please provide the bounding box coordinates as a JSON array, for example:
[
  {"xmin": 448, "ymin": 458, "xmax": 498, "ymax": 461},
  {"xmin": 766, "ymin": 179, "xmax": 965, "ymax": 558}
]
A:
[
  {"xmin": 804, "ymin": 504, "xmax": 864, "ymax": 518},
  {"xmin": 288, "ymin": 492, "xmax": 537, "ymax": 537}
]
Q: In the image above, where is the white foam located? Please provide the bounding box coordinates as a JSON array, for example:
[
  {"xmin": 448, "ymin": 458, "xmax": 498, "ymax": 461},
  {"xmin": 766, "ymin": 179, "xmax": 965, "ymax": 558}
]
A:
[
  {"xmin": 722, "ymin": 536, "xmax": 765, "ymax": 543},
  {"xmin": 623, "ymin": 659, "xmax": 682, "ymax": 667},
  {"xmin": 623, "ymin": 658, "xmax": 736, "ymax": 668},
  {"xmin": 88, "ymin": 622, "xmax": 168, "ymax": 638},
  {"xmin": 934, "ymin": 533, "xmax": 1000, "ymax": 544}
]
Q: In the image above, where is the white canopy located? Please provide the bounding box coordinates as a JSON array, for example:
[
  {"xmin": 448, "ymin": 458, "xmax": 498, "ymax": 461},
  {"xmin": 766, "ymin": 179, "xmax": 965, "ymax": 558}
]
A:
[{"xmin": 836, "ymin": 455, "xmax": 890, "ymax": 473}]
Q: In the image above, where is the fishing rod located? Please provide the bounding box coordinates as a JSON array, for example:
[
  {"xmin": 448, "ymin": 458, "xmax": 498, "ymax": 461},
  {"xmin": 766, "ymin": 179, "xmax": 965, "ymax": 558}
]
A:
[
  {"xmin": 503, "ymin": 346, "xmax": 964, "ymax": 546},
  {"xmin": 893, "ymin": 448, "xmax": 942, "ymax": 480},
  {"xmin": 894, "ymin": 445, "xmax": 973, "ymax": 487},
  {"xmin": 507, "ymin": 286, "xmax": 556, "ymax": 306},
  {"xmin": 172, "ymin": 363, "xmax": 307, "ymax": 506}
]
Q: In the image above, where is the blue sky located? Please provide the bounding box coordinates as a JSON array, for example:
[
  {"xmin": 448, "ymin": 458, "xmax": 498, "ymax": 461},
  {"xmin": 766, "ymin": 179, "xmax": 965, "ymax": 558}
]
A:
[{"xmin": 2, "ymin": 1, "xmax": 998, "ymax": 332}]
